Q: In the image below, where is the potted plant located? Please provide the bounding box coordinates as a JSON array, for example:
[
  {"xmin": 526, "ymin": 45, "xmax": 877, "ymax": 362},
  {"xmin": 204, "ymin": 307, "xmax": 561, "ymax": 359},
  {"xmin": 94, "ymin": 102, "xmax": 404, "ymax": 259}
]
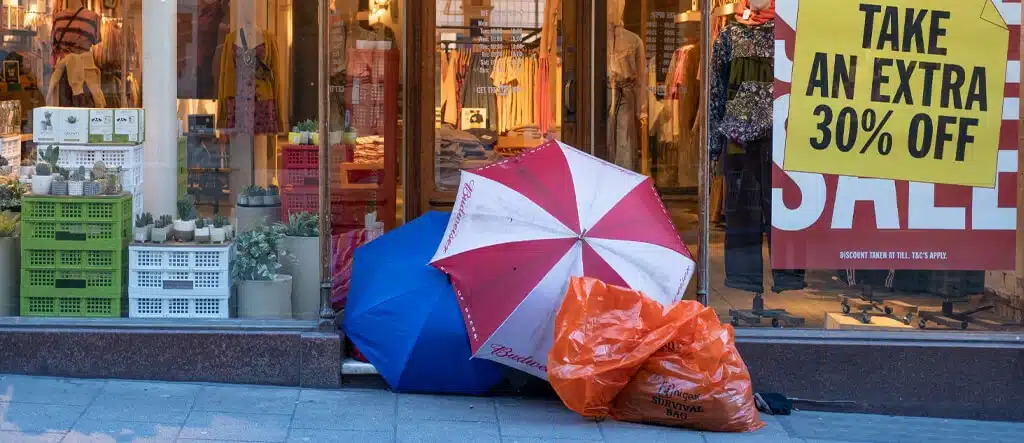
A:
[
  {"xmin": 195, "ymin": 217, "xmax": 211, "ymax": 243},
  {"xmin": 151, "ymin": 215, "xmax": 172, "ymax": 243},
  {"xmin": 0, "ymin": 211, "xmax": 18, "ymax": 316},
  {"xmin": 0, "ymin": 180, "xmax": 25, "ymax": 211},
  {"xmin": 266, "ymin": 185, "xmax": 280, "ymax": 206},
  {"xmin": 19, "ymin": 157, "xmax": 34, "ymax": 179},
  {"xmin": 233, "ymin": 223, "xmax": 293, "ymax": 319},
  {"xmin": 0, "ymin": 157, "xmax": 9, "ymax": 177},
  {"xmin": 104, "ymin": 166, "xmax": 123, "ymax": 195},
  {"xmin": 290, "ymin": 119, "xmax": 317, "ymax": 145},
  {"xmin": 278, "ymin": 212, "xmax": 320, "ymax": 320},
  {"xmin": 211, "ymin": 215, "xmax": 228, "ymax": 243},
  {"xmin": 68, "ymin": 166, "xmax": 86, "ymax": 196},
  {"xmin": 248, "ymin": 186, "xmax": 266, "ymax": 206},
  {"xmin": 50, "ymin": 171, "xmax": 68, "ymax": 196},
  {"xmin": 134, "ymin": 212, "xmax": 153, "ymax": 243},
  {"xmin": 238, "ymin": 185, "xmax": 254, "ymax": 206},
  {"xmin": 31, "ymin": 163, "xmax": 53, "ymax": 195},
  {"xmin": 174, "ymin": 197, "xmax": 198, "ymax": 241}
]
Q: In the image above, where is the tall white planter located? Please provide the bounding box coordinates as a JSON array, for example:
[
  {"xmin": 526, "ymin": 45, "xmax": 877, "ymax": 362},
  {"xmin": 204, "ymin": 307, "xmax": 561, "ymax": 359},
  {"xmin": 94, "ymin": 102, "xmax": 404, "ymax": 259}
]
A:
[
  {"xmin": 31, "ymin": 175, "xmax": 53, "ymax": 195},
  {"xmin": 282, "ymin": 236, "xmax": 322, "ymax": 320},
  {"xmin": 0, "ymin": 237, "xmax": 19, "ymax": 316},
  {"xmin": 237, "ymin": 275, "xmax": 293, "ymax": 319}
]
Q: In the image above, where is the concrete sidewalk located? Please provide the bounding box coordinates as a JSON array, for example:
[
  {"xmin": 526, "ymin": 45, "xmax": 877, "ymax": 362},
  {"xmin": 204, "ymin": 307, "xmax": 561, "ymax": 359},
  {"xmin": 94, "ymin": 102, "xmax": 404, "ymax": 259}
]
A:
[{"xmin": 0, "ymin": 374, "xmax": 1021, "ymax": 443}]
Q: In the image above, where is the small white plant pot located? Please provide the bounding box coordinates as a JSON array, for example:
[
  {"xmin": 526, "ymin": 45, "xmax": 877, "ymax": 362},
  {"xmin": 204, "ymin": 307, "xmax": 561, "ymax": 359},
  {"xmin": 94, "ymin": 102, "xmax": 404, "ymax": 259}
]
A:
[
  {"xmin": 68, "ymin": 181, "xmax": 84, "ymax": 196},
  {"xmin": 151, "ymin": 227, "xmax": 170, "ymax": 243},
  {"xmin": 133, "ymin": 226, "xmax": 149, "ymax": 243},
  {"xmin": 195, "ymin": 227, "xmax": 211, "ymax": 243},
  {"xmin": 238, "ymin": 195, "xmax": 250, "ymax": 206},
  {"xmin": 210, "ymin": 227, "xmax": 226, "ymax": 243},
  {"xmin": 31, "ymin": 175, "xmax": 53, "ymax": 195}
]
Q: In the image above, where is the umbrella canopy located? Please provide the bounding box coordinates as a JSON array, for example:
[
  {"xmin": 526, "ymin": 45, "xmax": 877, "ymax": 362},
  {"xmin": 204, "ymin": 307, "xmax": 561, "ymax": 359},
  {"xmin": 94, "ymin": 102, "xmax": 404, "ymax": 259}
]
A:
[
  {"xmin": 343, "ymin": 211, "xmax": 505, "ymax": 394},
  {"xmin": 430, "ymin": 140, "xmax": 695, "ymax": 379}
]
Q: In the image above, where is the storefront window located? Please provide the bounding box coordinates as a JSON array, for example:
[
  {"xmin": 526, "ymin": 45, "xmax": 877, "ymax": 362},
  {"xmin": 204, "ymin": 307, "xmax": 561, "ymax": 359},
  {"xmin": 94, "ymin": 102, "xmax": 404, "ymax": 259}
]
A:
[
  {"xmin": 0, "ymin": 0, "xmax": 404, "ymax": 322},
  {"xmin": 706, "ymin": 0, "xmax": 1022, "ymax": 332},
  {"xmin": 433, "ymin": 0, "xmax": 561, "ymax": 194}
]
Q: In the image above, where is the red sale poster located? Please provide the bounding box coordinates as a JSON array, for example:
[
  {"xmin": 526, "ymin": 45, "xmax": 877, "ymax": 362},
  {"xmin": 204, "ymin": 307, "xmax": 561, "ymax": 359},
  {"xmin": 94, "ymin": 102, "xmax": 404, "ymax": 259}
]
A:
[{"xmin": 772, "ymin": 0, "xmax": 1020, "ymax": 271}]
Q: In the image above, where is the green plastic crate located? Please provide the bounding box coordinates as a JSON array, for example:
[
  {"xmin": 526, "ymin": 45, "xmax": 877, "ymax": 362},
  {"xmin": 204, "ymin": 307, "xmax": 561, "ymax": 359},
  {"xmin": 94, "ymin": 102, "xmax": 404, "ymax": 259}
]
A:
[
  {"xmin": 21, "ymin": 267, "xmax": 127, "ymax": 298},
  {"xmin": 20, "ymin": 195, "xmax": 132, "ymax": 251},
  {"xmin": 20, "ymin": 292, "xmax": 125, "ymax": 317},
  {"xmin": 22, "ymin": 247, "xmax": 128, "ymax": 270}
]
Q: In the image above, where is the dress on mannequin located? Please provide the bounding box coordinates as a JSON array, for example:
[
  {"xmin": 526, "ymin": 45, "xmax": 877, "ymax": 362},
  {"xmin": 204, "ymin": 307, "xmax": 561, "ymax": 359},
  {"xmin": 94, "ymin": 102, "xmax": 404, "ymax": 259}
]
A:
[
  {"xmin": 710, "ymin": 4, "xmax": 805, "ymax": 296},
  {"xmin": 216, "ymin": 28, "xmax": 285, "ymax": 134},
  {"xmin": 607, "ymin": 19, "xmax": 647, "ymax": 171}
]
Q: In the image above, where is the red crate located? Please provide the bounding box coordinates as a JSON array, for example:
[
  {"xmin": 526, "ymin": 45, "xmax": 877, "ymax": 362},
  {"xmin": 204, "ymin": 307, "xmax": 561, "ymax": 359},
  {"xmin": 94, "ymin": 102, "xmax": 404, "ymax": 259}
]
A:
[
  {"xmin": 282, "ymin": 145, "xmax": 319, "ymax": 169},
  {"xmin": 281, "ymin": 190, "xmax": 319, "ymax": 220},
  {"xmin": 281, "ymin": 168, "xmax": 320, "ymax": 190}
]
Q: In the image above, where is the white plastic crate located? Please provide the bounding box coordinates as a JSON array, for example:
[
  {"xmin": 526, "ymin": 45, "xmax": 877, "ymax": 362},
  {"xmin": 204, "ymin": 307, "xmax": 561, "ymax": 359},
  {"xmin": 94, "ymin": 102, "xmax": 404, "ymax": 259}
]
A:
[
  {"xmin": 130, "ymin": 244, "xmax": 231, "ymax": 271},
  {"xmin": 129, "ymin": 289, "xmax": 230, "ymax": 319},
  {"xmin": 1, "ymin": 134, "xmax": 18, "ymax": 170},
  {"xmin": 55, "ymin": 144, "xmax": 144, "ymax": 196}
]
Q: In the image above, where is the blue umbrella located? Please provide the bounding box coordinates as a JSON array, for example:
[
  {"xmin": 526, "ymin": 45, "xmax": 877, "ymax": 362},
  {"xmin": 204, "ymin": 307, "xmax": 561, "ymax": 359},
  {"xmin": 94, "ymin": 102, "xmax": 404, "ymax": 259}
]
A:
[{"xmin": 342, "ymin": 211, "xmax": 504, "ymax": 395}]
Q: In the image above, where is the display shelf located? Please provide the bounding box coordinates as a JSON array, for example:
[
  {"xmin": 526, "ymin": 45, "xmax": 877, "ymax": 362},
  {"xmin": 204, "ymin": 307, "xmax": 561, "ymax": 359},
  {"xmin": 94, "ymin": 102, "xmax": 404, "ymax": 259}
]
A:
[
  {"xmin": 128, "ymin": 243, "xmax": 234, "ymax": 319},
  {"xmin": 51, "ymin": 145, "xmax": 145, "ymax": 218}
]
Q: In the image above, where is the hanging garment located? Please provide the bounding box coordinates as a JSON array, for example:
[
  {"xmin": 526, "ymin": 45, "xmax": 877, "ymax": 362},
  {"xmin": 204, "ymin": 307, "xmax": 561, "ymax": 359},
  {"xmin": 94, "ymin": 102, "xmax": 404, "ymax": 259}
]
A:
[
  {"xmin": 217, "ymin": 29, "xmax": 285, "ymax": 134},
  {"xmin": 657, "ymin": 44, "xmax": 700, "ymax": 187},
  {"xmin": 723, "ymin": 139, "xmax": 806, "ymax": 293},
  {"xmin": 52, "ymin": 6, "xmax": 101, "ymax": 62},
  {"xmin": 48, "ymin": 51, "xmax": 105, "ymax": 108},
  {"xmin": 440, "ymin": 50, "xmax": 460, "ymax": 125},
  {"xmin": 607, "ymin": 25, "xmax": 646, "ymax": 171},
  {"xmin": 709, "ymin": 20, "xmax": 774, "ymax": 159}
]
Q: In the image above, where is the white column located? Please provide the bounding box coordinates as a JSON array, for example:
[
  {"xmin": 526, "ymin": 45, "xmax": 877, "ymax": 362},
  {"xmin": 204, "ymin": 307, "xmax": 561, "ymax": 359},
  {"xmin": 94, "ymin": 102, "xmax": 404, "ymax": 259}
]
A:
[{"xmin": 142, "ymin": 0, "xmax": 178, "ymax": 216}]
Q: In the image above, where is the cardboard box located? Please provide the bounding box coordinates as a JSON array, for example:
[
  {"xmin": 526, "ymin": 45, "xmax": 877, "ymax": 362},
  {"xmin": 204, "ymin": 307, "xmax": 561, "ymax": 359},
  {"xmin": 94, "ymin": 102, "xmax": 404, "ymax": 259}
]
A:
[
  {"xmin": 114, "ymin": 109, "xmax": 145, "ymax": 143},
  {"xmin": 57, "ymin": 108, "xmax": 89, "ymax": 144},
  {"xmin": 32, "ymin": 106, "xmax": 60, "ymax": 144},
  {"xmin": 88, "ymin": 109, "xmax": 114, "ymax": 143}
]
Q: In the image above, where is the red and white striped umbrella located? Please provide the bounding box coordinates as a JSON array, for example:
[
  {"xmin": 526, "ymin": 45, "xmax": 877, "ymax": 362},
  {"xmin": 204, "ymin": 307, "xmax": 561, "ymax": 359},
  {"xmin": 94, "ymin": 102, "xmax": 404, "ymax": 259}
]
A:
[{"xmin": 429, "ymin": 140, "xmax": 695, "ymax": 379}]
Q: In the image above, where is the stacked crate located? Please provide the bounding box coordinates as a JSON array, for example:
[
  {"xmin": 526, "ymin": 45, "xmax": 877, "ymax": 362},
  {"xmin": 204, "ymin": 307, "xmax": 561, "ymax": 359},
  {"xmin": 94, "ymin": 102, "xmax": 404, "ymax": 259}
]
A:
[
  {"xmin": 279, "ymin": 144, "xmax": 387, "ymax": 231},
  {"xmin": 55, "ymin": 144, "xmax": 145, "ymax": 218},
  {"xmin": 128, "ymin": 243, "xmax": 234, "ymax": 319},
  {"xmin": 280, "ymin": 144, "xmax": 320, "ymax": 219},
  {"xmin": 19, "ymin": 194, "xmax": 132, "ymax": 317}
]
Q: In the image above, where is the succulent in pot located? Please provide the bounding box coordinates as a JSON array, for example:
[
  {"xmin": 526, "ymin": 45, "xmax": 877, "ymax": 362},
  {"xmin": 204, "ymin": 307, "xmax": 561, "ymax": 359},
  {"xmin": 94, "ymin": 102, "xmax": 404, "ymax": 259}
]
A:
[
  {"xmin": 174, "ymin": 197, "xmax": 198, "ymax": 241},
  {"xmin": 134, "ymin": 213, "xmax": 152, "ymax": 242},
  {"xmin": 195, "ymin": 217, "xmax": 211, "ymax": 243},
  {"xmin": 68, "ymin": 166, "xmax": 86, "ymax": 196},
  {"xmin": 238, "ymin": 185, "xmax": 254, "ymax": 206},
  {"xmin": 50, "ymin": 171, "xmax": 68, "ymax": 196},
  {"xmin": 233, "ymin": 223, "xmax": 293, "ymax": 318},
  {"xmin": 31, "ymin": 163, "xmax": 53, "ymax": 195},
  {"xmin": 266, "ymin": 185, "xmax": 281, "ymax": 205},
  {"xmin": 248, "ymin": 186, "xmax": 267, "ymax": 206},
  {"xmin": 104, "ymin": 166, "xmax": 123, "ymax": 195},
  {"xmin": 211, "ymin": 214, "xmax": 229, "ymax": 243},
  {"xmin": 151, "ymin": 215, "xmax": 173, "ymax": 243}
]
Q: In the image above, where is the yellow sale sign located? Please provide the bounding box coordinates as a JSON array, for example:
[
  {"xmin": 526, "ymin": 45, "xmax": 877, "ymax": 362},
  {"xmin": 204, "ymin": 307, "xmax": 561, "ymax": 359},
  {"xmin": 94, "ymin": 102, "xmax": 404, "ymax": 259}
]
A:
[{"xmin": 783, "ymin": 0, "xmax": 1010, "ymax": 187}]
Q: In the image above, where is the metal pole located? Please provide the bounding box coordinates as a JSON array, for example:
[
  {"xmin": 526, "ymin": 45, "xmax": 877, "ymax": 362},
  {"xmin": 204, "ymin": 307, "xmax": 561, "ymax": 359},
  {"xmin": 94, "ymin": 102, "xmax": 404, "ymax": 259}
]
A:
[
  {"xmin": 697, "ymin": 0, "xmax": 712, "ymax": 307},
  {"xmin": 317, "ymin": 0, "xmax": 335, "ymax": 330}
]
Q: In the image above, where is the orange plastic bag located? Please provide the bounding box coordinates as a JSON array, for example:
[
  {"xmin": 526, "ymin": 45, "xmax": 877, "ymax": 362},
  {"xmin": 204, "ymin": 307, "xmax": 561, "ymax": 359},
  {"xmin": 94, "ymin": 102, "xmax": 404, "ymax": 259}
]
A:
[{"xmin": 548, "ymin": 277, "xmax": 763, "ymax": 432}]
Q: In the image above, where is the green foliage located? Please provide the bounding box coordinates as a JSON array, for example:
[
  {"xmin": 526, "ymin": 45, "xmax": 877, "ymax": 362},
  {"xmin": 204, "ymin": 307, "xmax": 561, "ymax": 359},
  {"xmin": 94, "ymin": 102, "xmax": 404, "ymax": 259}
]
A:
[
  {"xmin": 155, "ymin": 214, "xmax": 173, "ymax": 229},
  {"xmin": 267, "ymin": 184, "xmax": 279, "ymax": 196},
  {"xmin": 39, "ymin": 145, "xmax": 60, "ymax": 166},
  {"xmin": 278, "ymin": 212, "xmax": 319, "ymax": 237},
  {"xmin": 71, "ymin": 166, "xmax": 86, "ymax": 181},
  {"xmin": 35, "ymin": 163, "xmax": 50, "ymax": 176},
  {"xmin": 246, "ymin": 186, "xmax": 266, "ymax": 197},
  {"xmin": 176, "ymin": 197, "xmax": 198, "ymax": 221},
  {"xmin": 213, "ymin": 214, "xmax": 229, "ymax": 228},
  {"xmin": 231, "ymin": 223, "xmax": 288, "ymax": 281},
  {"xmin": 0, "ymin": 180, "xmax": 27, "ymax": 209},
  {"xmin": 293, "ymin": 119, "xmax": 317, "ymax": 132},
  {"xmin": 195, "ymin": 217, "xmax": 207, "ymax": 229},
  {"xmin": 0, "ymin": 211, "xmax": 18, "ymax": 237},
  {"xmin": 105, "ymin": 166, "xmax": 122, "ymax": 194}
]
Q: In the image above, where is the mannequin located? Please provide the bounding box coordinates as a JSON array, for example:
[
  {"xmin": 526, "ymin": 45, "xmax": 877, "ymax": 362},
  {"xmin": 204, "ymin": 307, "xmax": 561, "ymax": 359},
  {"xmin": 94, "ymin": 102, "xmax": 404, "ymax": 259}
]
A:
[
  {"xmin": 607, "ymin": 0, "xmax": 647, "ymax": 172},
  {"xmin": 710, "ymin": 0, "xmax": 804, "ymax": 326}
]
